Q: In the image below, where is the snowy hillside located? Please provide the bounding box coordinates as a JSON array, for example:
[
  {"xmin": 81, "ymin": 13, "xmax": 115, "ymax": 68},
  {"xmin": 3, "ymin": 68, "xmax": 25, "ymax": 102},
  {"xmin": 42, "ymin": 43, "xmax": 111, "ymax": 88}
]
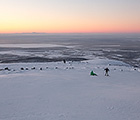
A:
[{"xmin": 0, "ymin": 58, "xmax": 140, "ymax": 120}]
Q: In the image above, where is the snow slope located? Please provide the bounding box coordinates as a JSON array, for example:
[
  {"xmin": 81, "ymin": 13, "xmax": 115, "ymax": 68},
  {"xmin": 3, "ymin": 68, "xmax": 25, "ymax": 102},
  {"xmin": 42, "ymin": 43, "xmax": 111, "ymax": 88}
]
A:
[{"xmin": 0, "ymin": 58, "xmax": 140, "ymax": 120}]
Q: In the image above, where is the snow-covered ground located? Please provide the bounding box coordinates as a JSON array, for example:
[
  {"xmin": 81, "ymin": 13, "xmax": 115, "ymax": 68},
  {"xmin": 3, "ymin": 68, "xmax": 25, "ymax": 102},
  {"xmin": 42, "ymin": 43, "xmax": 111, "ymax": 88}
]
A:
[{"xmin": 0, "ymin": 58, "xmax": 140, "ymax": 120}]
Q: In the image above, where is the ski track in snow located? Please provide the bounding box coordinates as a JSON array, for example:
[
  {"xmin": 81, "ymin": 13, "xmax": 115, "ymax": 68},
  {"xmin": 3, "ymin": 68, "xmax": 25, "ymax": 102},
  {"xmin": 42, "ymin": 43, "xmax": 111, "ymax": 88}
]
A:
[{"xmin": 0, "ymin": 59, "xmax": 140, "ymax": 120}]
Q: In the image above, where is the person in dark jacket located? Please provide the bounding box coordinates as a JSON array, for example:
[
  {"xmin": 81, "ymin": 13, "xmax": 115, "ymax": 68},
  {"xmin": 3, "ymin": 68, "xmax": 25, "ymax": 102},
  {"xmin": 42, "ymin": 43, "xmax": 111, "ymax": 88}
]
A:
[
  {"xmin": 63, "ymin": 59, "xmax": 66, "ymax": 63},
  {"xmin": 104, "ymin": 68, "xmax": 109, "ymax": 76}
]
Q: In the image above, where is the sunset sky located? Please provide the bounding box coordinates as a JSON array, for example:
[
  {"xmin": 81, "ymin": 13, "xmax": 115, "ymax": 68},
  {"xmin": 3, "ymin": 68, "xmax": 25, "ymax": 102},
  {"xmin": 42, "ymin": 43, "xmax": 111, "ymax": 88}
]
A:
[{"xmin": 0, "ymin": 0, "xmax": 140, "ymax": 33}]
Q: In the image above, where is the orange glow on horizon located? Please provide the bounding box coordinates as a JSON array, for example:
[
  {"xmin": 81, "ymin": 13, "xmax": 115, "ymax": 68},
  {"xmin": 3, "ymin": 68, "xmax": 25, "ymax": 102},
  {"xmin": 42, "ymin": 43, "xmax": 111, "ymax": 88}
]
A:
[
  {"xmin": 0, "ymin": 27, "xmax": 140, "ymax": 34},
  {"xmin": 1, "ymin": 21, "xmax": 140, "ymax": 34},
  {"xmin": 1, "ymin": 20, "xmax": 140, "ymax": 34},
  {"xmin": 1, "ymin": 19, "xmax": 140, "ymax": 34}
]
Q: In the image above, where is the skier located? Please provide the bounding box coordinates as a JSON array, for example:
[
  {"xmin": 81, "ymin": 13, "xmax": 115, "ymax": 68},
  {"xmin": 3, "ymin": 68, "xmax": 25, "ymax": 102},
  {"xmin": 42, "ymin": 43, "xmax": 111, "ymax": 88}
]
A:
[{"xmin": 104, "ymin": 68, "xmax": 109, "ymax": 76}]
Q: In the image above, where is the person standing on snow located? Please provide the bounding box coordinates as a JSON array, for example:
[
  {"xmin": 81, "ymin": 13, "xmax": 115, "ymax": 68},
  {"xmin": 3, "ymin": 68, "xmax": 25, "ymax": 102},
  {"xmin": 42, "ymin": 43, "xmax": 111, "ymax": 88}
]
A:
[{"xmin": 104, "ymin": 68, "xmax": 109, "ymax": 76}]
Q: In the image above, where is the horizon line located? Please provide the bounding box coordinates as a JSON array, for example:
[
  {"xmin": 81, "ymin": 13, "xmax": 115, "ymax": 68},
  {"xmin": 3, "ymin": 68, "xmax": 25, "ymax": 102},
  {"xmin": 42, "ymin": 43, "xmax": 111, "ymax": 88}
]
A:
[{"xmin": 0, "ymin": 32, "xmax": 140, "ymax": 34}]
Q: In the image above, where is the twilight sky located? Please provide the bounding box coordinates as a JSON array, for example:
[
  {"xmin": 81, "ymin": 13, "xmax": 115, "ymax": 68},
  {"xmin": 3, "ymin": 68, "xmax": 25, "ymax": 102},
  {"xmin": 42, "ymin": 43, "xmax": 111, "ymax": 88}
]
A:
[{"xmin": 0, "ymin": 0, "xmax": 140, "ymax": 33}]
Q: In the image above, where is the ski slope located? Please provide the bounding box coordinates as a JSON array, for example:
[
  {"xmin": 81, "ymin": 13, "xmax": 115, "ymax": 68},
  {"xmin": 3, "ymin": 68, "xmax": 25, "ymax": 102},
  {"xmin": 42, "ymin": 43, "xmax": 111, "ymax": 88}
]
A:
[{"xmin": 0, "ymin": 58, "xmax": 140, "ymax": 120}]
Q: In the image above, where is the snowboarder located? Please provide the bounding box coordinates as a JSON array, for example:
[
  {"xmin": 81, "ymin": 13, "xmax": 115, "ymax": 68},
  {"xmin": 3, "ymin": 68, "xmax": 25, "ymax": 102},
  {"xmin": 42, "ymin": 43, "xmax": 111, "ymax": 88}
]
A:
[
  {"xmin": 90, "ymin": 71, "xmax": 97, "ymax": 76},
  {"xmin": 104, "ymin": 68, "xmax": 109, "ymax": 76}
]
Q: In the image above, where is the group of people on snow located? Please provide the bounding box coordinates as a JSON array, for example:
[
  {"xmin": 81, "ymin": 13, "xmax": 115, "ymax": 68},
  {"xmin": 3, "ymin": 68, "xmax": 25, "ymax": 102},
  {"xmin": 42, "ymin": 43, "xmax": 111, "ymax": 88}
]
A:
[{"xmin": 90, "ymin": 67, "xmax": 110, "ymax": 76}]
